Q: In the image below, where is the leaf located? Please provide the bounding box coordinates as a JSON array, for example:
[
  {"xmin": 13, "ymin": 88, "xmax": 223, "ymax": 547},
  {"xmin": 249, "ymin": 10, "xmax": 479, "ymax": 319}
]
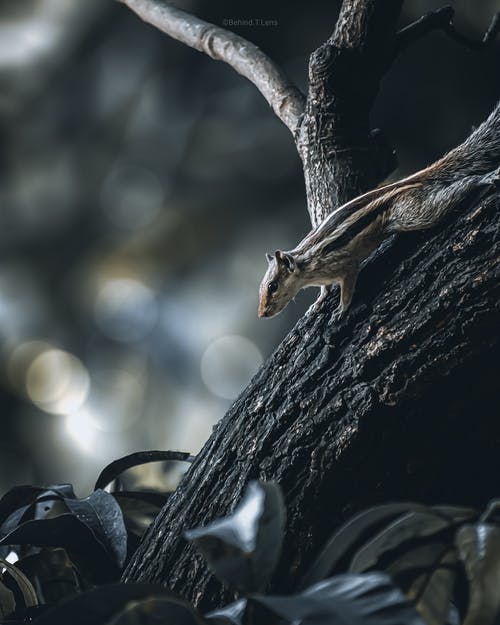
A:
[
  {"xmin": 64, "ymin": 490, "xmax": 127, "ymax": 568},
  {"xmin": 455, "ymin": 523, "xmax": 500, "ymax": 625},
  {"xmin": 185, "ymin": 481, "xmax": 285, "ymax": 592},
  {"xmin": 299, "ymin": 503, "xmax": 428, "ymax": 589},
  {"xmin": 105, "ymin": 596, "xmax": 206, "ymax": 624},
  {"xmin": 385, "ymin": 544, "xmax": 457, "ymax": 625},
  {"xmin": 15, "ymin": 548, "xmax": 84, "ymax": 604},
  {"xmin": 253, "ymin": 572, "xmax": 425, "ymax": 625},
  {"xmin": 205, "ymin": 599, "xmax": 247, "ymax": 625},
  {"xmin": 94, "ymin": 451, "xmax": 195, "ymax": 491},
  {"xmin": 349, "ymin": 510, "xmax": 455, "ymax": 574},
  {"xmin": 0, "ymin": 558, "xmax": 38, "ymax": 610},
  {"xmin": 0, "ymin": 579, "xmax": 16, "ymax": 618},
  {"xmin": 113, "ymin": 491, "xmax": 168, "ymax": 539},
  {"xmin": 31, "ymin": 583, "xmax": 204, "ymax": 625},
  {"xmin": 0, "ymin": 485, "xmax": 75, "ymax": 528},
  {"xmin": 0, "ymin": 512, "xmax": 120, "ymax": 583}
]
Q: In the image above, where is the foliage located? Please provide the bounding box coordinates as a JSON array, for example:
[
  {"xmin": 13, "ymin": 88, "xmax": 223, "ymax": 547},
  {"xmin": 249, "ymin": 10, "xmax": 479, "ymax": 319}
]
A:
[{"xmin": 0, "ymin": 456, "xmax": 499, "ymax": 624}]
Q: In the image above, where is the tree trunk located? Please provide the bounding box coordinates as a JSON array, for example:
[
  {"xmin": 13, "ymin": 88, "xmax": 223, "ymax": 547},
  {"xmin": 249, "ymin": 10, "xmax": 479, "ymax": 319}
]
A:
[
  {"xmin": 123, "ymin": 187, "xmax": 499, "ymax": 610},
  {"xmin": 122, "ymin": 0, "xmax": 500, "ymax": 612}
]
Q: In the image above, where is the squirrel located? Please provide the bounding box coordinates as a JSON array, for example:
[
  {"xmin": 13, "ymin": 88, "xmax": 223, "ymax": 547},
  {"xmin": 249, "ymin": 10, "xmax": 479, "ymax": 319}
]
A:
[{"xmin": 258, "ymin": 103, "xmax": 500, "ymax": 319}]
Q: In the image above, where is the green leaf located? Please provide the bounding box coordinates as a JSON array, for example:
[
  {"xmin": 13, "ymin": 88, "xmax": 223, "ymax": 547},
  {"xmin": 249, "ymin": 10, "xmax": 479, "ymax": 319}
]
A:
[
  {"xmin": 456, "ymin": 523, "xmax": 500, "ymax": 625},
  {"xmin": 185, "ymin": 481, "xmax": 285, "ymax": 592}
]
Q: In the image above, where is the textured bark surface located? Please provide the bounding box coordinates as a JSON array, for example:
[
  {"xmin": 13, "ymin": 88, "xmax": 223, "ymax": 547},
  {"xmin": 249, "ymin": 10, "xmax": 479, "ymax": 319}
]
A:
[
  {"xmin": 122, "ymin": 0, "xmax": 500, "ymax": 612},
  {"xmin": 124, "ymin": 192, "xmax": 499, "ymax": 609}
]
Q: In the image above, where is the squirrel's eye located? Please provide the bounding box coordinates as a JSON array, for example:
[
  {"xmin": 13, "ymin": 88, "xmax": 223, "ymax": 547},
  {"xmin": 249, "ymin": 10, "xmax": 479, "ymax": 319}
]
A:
[{"xmin": 268, "ymin": 281, "xmax": 278, "ymax": 295}]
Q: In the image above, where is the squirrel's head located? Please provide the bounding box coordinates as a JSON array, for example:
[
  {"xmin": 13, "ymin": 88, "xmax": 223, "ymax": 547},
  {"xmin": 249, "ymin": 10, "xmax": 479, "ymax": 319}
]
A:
[{"xmin": 258, "ymin": 250, "xmax": 301, "ymax": 318}]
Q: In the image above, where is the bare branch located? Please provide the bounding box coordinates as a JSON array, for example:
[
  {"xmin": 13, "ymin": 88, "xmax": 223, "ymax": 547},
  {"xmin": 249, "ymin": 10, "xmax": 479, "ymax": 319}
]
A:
[
  {"xmin": 118, "ymin": 0, "xmax": 305, "ymax": 132},
  {"xmin": 397, "ymin": 6, "xmax": 500, "ymax": 53}
]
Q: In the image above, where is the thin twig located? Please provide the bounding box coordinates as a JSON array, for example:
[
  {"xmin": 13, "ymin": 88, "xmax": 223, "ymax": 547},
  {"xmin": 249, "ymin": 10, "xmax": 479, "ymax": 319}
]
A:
[
  {"xmin": 118, "ymin": 0, "xmax": 305, "ymax": 132},
  {"xmin": 397, "ymin": 5, "xmax": 500, "ymax": 53}
]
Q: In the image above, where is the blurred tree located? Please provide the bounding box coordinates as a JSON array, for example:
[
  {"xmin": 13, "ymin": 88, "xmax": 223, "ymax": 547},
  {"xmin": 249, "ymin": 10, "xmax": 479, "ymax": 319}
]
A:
[{"xmin": 120, "ymin": 0, "xmax": 500, "ymax": 610}]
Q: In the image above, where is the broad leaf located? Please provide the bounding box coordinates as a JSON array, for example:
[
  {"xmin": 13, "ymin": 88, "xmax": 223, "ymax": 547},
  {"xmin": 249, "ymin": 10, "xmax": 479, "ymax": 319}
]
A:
[
  {"xmin": 0, "ymin": 512, "xmax": 120, "ymax": 583},
  {"xmin": 299, "ymin": 503, "xmax": 428, "ymax": 588},
  {"xmin": 64, "ymin": 490, "xmax": 127, "ymax": 568},
  {"xmin": 185, "ymin": 481, "xmax": 285, "ymax": 592},
  {"xmin": 113, "ymin": 491, "xmax": 168, "ymax": 539},
  {"xmin": 349, "ymin": 511, "xmax": 455, "ymax": 574},
  {"xmin": 15, "ymin": 548, "xmax": 84, "ymax": 604},
  {"xmin": 105, "ymin": 596, "xmax": 206, "ymax": 624},
  {"xmin": 390, "ymin": 545, "xmax": 457, "ymax": 625},
  {"xmin": 0, "ymin": 485, "xmax": 75, "ymax": 528},
  {"xmin": 31, "ymin": 583, "xmax": 203, "ymax": 625},
  {"xmin": 0, "ymin": 579, "xmax": 16, "ymax": 618},
  {"xmin": 0, "ymin": 558, "xmax": 38, "ymax": 611},
  {"xmin": 254, "ymin": 572, "xmax": 425, "ymax": 625},
  {"xmin": 456, "ymin": 523, "xmax": 500, "ymax": 625},
  {"xmin": 205, "ymin": 599, "xmax": 247, "ymax": 624}
]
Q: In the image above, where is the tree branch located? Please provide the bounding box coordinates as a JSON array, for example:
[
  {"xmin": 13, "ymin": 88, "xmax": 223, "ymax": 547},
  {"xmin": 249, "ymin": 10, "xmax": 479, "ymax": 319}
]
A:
[
  {"xmin": 397, "ymin": 6, "xmax": 500, "ymax": 53},
  {"xmin": 117, "ymin": 0, "xmax": 305, "ymax": 132}
]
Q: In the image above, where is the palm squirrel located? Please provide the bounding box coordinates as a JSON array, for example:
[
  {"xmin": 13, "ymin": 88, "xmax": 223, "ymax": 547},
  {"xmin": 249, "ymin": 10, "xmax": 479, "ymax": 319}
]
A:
[{"xmin": 258, "ymin": 104, "xmax": 500, "ymax": 318}]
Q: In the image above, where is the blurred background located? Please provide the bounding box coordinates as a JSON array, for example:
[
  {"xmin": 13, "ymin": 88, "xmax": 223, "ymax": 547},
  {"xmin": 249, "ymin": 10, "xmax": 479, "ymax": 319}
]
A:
[{"xmin": 0, "ymin": 0, "xmax": 498, "ymax": 495}]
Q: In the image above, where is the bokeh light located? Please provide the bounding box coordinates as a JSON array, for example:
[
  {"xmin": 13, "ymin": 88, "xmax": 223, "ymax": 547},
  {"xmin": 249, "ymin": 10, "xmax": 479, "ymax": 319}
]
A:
[
  {"xmin": 200, "ymin": 335, "xmax": 263, "ymax": 400},
  {"xmin": 94, "ymin": 278, "xmax": 158, "ymax": 342},
  {"xmin": 26, "ymin": 348, "xmax": 90, "ymax": 415}
]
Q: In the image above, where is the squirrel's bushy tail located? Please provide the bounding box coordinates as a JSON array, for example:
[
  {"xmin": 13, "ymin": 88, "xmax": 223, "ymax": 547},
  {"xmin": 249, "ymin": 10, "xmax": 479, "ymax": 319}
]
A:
[{"xmin": 433, "ymin": 102, "xmax": 500, "ymax": 180}]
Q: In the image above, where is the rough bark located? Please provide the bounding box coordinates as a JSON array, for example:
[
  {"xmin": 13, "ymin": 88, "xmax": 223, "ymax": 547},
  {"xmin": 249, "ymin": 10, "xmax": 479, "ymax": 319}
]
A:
[
  {"xmin": 296, "ymin": 0, "xmax": 402, "ymax": 225},
  {"xmin": 121, "ymin": 0, "xmax": 500, "ymax": 612},
  {"xmin": 123, "ymin": 189, "xmax": 499, "ymax": 609}
]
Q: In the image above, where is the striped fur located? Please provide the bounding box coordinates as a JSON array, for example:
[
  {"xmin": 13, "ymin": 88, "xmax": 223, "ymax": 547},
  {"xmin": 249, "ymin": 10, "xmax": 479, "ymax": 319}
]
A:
[{"xmin": 258, "ymin": 103, "xmax": 500, "ymax": 319}]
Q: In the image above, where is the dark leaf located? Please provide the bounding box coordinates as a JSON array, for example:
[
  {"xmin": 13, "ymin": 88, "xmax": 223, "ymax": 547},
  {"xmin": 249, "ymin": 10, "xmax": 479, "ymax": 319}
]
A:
[
  {"xmin": 0, "ymin": 579, "xmax": 16, "ymax": 618},
  {"xmin": 385, "ymin": 544, "xmax": 457, "ymax": 625},
  {"xmin": 299, "ymin": 503, "xmax": 428, "ymax": 588},
  {"xmin": 185, "ymin": 481, "xmax": 285, "ymax": 592},
  {"xmin": 31, "ymin": 583, "xmax": 203, "ymax": 625},
  {"xmin": 455, "ymin": 523, "xmax": 500, "ymax": 625},
  {"xmin": 94, "ymin": 451, "xmax": 194, "ymax": 491},
  {"xmin": 349, "ymin": 511, "xmax": 455, "ymax": 574},
  {"xmin": 15, "ymin": 548, "xmax": 84, "ymax": 604},
  {"xmin": 205, "ymin": 599, "xmax": 247, "ymax": 625},
  {"xmin": 254, "ymin": 572, "xmax": 425, "ymax": 625},
  {"xmin": 0, "ymin": 490, "xmax": 127, "ymax": 582},
  {"xmin": 0, "ymin": 513, "xmax": 120, "ymax": 583},
  {"xmin": 113, "ymin": 491, "xmax": 168, "ymax": 539},
  {"xmin": 105, "ymin": 596, "xmax": 206, "ymax": 624},
  {"xmin": 0, "ymin": 485, "xmax": 75, "ymax": 528},
  {"xmin": 64, "ymin": 490, "xmax": 127, "ymax": 568},
  {"xmin": 0, "ymin": 558, "xmax": 38, "ymax": 611}
]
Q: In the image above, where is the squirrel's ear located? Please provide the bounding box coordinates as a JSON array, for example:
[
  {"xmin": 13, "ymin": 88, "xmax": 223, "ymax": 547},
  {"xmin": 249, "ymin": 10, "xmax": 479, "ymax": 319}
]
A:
[
  {"xmin": 266, "ymin": 253, "xmax": 273, "ymax": 263},
  {"xmin": 282, "ymin": 252, "xmax": 296, "ymax": 273},
  {"xmin": 275, "ymin": 250, "xmax": 296, "ymax": 272}
]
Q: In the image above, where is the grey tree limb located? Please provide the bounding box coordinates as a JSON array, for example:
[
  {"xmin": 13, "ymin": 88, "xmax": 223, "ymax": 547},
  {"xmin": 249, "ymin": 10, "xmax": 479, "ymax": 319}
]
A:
[{"xmin": 117, "ymin": 0, "xmax": 305, "ymax": 132}]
